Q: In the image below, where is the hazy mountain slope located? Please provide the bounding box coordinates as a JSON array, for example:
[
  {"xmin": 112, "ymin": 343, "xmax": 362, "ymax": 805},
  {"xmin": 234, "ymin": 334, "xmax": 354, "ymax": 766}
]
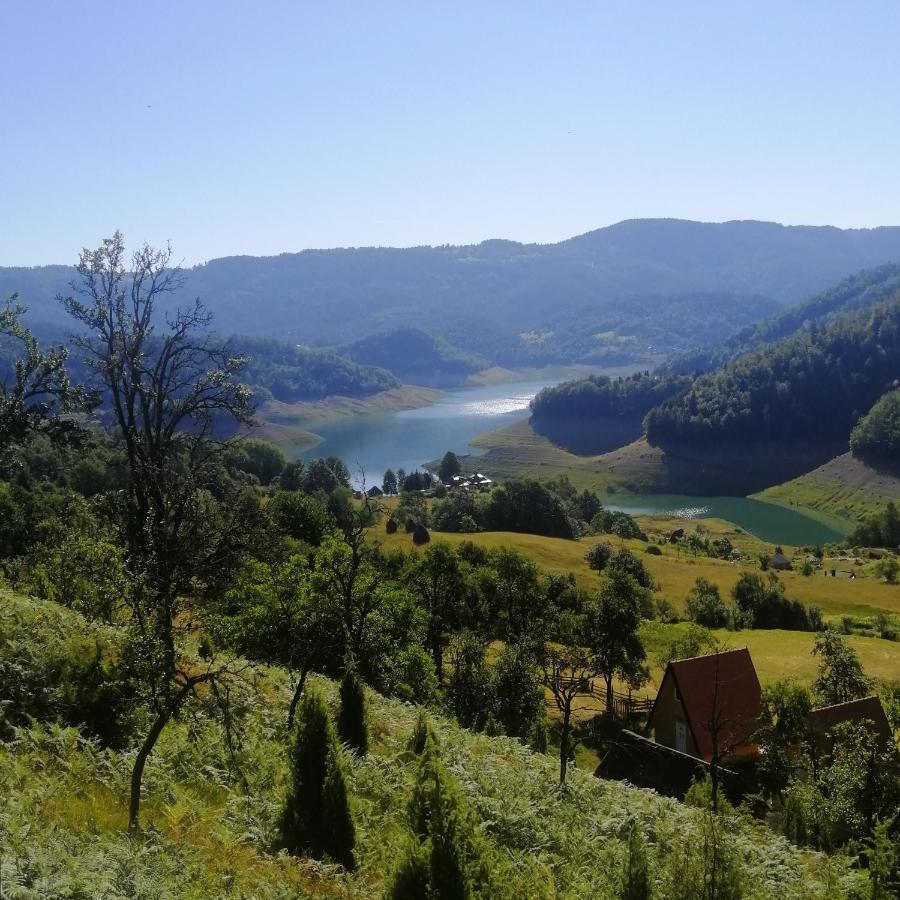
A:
[
  {"xmin": 4, "ymin": 220, "xmax": 900, "ymax": 367},
  {"xmin": 666, "ymin": 263, "xmax": 900, "ymax": 373}
]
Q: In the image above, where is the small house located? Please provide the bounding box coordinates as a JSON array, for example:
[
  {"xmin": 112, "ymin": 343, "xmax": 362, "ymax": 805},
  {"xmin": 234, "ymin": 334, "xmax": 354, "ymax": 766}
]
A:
[
  {"xmin": 367, "ymin": 485, "xmax": 384, "ymax": 498},
  {"xmin": 647, "ymin": 648, "xmax": 762, "ymax": 763},
  {"xmin": 808, "ymin": 696, "xmax": 893, "ymax": 753},
  {"xmin": 770, "ymin": 552, "xmax": 792, "ymax": 571}
]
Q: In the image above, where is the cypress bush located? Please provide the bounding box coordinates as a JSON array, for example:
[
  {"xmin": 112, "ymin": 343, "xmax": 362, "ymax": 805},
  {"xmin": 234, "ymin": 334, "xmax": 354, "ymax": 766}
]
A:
[
  {"xmin": 280, "ymin": 686, "xmax": 356, "ymax": 869},
  {"xmin": 408, "ymin": 709, "xmax": 436, "ymax": 755},
  {"xmin": 390, "ymin": 742, "xmax": 496, "ymax": 898},
  {"xmin": 338, "ymin": 667, "xmax": 369, "ymax": 755}
]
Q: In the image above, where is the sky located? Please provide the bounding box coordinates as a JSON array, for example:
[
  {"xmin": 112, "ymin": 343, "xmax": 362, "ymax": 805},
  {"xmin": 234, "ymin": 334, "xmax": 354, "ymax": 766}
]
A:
[{"xmin": 3, "ymin": 1, "xmax": 900, "ymax": 266}]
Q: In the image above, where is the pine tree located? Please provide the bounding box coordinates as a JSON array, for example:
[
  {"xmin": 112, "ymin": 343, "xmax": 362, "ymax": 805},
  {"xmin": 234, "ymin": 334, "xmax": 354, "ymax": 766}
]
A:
[
  {"xmin": 338, "ymin": 667, "xmax": 369, "ymax": 755},
  {"xmin": 388, "ymin": 843, "xmax": 431, "ymax": 900},
  {"xmin": 280, "ymin": 686, "xmax": 356, "ymax": 869}
]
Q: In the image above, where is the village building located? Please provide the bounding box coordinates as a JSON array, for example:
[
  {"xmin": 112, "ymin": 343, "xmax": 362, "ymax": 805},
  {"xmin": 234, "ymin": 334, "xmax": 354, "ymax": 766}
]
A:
[
  {"xmin": 808, "ymin": 695, "xmax": 893, "ymax": 753},
  {"xmin": 647, "ymin": 648, "xmax": 762, "ymax": 764},
  {"xmin": 770, "ymin": 551, "xmax": 792, "ymax": 571},
  {"xmin": 366, "ymin": 485, "xmax": 384, "ymax": 497}
]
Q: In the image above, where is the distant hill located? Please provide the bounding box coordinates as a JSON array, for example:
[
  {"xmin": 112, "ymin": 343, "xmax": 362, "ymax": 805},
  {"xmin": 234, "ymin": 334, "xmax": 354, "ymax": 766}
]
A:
[
  {"xmin": 340, "ymin": 327, "xmax": 487, "ymax": 387},
  {"xmin": 234, "ymin": 335, "xmax": 399, "ymax": 402},
  {"xmin": 5, "ymin": 219, "xmax": 900, "ymax": 373}
]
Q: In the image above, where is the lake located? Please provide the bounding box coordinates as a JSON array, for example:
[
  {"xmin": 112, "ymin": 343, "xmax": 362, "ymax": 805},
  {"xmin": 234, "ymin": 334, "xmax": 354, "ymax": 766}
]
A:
[
  {"xmin": 299, "ymin": 378, "xmax": 848, "ymax": 546},
  {"xmin": 301, "ymin": 378, "xmax": 554, "ymax": 484}
]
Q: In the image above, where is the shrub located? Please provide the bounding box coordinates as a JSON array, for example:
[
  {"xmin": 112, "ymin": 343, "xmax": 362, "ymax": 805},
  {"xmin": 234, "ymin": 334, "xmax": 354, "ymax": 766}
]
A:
[
  {"xmin": 386, "ymin": 516, "xmax": 398, "ymax": 534},
  {"xmin": 413, "ymin": 524, "xmax": 431, "ymax": 545},
  {"xmin": 338, "ymin": 668, "xmax": 368, "ymax": 755},
  {"xmin": 408, "ymin": 709, "xmax": 437, "ymax": 755},
  {"xmin": 280, "ymin": 687, "xmax": 355, "ymax": 869},
  {"xmin": 396, "ymin": 742, "xmax": 496, "ymax": 898}
]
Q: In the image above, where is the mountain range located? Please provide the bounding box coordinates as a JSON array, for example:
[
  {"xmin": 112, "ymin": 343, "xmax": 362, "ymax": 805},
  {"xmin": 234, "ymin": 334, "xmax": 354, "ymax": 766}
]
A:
[{"xmin": 5, "ymin": 219, "xmax": 900, "ymax": 373}]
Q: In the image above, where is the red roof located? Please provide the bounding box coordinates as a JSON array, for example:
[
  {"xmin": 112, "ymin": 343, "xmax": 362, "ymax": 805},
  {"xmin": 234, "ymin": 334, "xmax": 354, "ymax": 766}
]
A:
[
  {"xmin": 655, "ymin": 648, "xmax": 762, "ymax": 762},
  {"xmin": 809, "ymin": 696, "xmax": 892, "ymax": 744}
]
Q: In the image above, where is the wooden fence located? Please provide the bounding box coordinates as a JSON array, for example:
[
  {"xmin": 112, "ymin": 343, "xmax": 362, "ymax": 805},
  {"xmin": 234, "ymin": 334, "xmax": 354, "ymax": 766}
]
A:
[{"xmin": 587, "ymin": 683, "xmax": 654, "ymax": 720}]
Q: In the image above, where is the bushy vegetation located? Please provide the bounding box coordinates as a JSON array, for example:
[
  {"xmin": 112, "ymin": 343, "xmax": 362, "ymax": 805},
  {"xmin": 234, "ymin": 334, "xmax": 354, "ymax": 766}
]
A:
[{"xmin": 0, "ymin": 592, "xmax": 869, "ymax": 898}]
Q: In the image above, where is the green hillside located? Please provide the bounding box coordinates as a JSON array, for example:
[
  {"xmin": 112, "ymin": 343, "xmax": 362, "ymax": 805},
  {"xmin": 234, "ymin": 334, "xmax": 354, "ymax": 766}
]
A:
[{"xmin": 0, "ymin": 590, "xmax": 866, "ymax": 899}]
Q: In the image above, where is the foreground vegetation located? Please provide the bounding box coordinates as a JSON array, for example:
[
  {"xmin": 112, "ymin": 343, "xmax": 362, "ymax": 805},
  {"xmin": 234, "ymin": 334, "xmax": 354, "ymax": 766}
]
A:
[{"xmin": 0, "ymin": 590, "xmax": 869, "ymax": 899}]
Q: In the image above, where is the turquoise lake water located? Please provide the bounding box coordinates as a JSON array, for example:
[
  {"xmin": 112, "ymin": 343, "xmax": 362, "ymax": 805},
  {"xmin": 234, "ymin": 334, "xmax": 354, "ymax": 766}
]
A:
[{"xmin": 299, "ymin": 379, "xmax": 847, "ymax": 545}]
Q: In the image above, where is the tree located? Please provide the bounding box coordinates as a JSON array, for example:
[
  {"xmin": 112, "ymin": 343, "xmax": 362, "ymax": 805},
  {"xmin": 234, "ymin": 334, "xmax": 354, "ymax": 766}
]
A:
[
  {"xmin": 268, "ymin": 490, "xmax": 335, "ymax": 546},
  {"xmin": 280, "ymin": 686, "xmax": 355, "ymax": 869},
  {"xmin": 409, "ymin": 544, "xmax": 468, "ymax": 685},
  {"xmin": 587, "ymin": 570, "xmax": 648, "ymax": 716},
  {"xmin": 231, "ymin": 437, "xmax": 286, "ymax": 485},
  {"xmin": 446, "ymin": 631, "xmax": 496, "ymax": 731},
  {"xmin": 585, "ymin": 541, "xmax": 613, "ymax": 572},
  {"xmin": 0, "ymin": 294, "xmax": 90, "ymax": 459},
  {"xmin": 541, "ymin": 631, "xmax": 596, "ymax": 787},
  {"xmin": 812, "ymin": 631, "xmax": 873, "ymax": 706},
  {"xmin": 494, "ymin": 640, "xmax": 543, "ymax": 740},
  {"xmin": 338, "ymin": 667, "xmax": 369, "ymax": 755},
  {"xmin": 383, "ymin": 468, "xmax": 398, "ymax": 495},
  {"xmin": 217, "ymin": 555, "xmax": 339, "ymax": 729},
  {"xmin": 438, "ymin": 450, "xmax": 462, "ymax": 483},
  {"xmin": 62, "ymin": 233, "xmax": 265, "ymax": 831},
  {"xmin": 685, "ymin": 577, "xmax": 729, "ymax": 628},
  {"xmin": 754, "ymin": 680, "xmax": 812, "ymax": 803}
]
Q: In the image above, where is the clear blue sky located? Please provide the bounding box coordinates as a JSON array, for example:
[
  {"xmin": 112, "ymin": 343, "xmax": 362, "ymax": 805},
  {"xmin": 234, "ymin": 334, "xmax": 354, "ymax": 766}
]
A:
[{"xmin": 3, "ymin": 1, "xmax": 900, "ymax": 265}]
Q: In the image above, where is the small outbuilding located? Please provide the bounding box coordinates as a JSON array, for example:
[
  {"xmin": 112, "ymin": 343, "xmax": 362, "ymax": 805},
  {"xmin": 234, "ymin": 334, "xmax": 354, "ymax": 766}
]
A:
[
  {"xmin": 770, "ymin": 552, "xmax": 792, "ymax": 571},
  {"xmin": 808, "ymin": 696, "xmax": 893, "ymax": 753}
]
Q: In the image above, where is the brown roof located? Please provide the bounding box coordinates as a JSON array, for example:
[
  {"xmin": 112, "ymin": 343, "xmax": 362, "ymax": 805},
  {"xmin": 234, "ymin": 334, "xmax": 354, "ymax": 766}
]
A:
[
  {"xmin": 653, "ymin": 648, "xmax": 762, "ymax": 762},
  {"xmin": 809, "ymin": 696, "xmax": 892, "ymax": 744}
]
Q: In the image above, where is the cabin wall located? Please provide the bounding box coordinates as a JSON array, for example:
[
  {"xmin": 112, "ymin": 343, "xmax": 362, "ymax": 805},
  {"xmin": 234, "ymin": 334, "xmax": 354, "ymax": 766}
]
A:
[{"xmin": 649, "ymin": 673, "xmax": 699, "ymax": 759}]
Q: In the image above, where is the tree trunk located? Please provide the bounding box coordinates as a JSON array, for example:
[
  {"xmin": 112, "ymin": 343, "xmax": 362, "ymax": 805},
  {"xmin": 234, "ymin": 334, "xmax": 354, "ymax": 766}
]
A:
[
  {"xmin": 605, "ymin": 674, "xmax": 614, "ymax": 716},
  {"xmin": 287, "ymin": 668, "xmax": 308, "ymax": 731},
  {"xmin": 559, "ymin": 706, "xmax": 571, "ymax": 787},
  {"xmin": 129, "ymin": 706, "xmax": 175, "ymax": 832}
]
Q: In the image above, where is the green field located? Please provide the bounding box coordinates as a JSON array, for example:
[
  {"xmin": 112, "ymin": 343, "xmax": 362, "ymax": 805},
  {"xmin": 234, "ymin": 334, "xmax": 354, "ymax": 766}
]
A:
[{"xmin": 381, "ymin": 525, "xmax": 900, "ymax": 619}]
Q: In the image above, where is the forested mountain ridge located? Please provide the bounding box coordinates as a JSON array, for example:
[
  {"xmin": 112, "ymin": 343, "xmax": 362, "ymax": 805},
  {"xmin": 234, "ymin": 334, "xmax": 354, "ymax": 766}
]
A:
[
  {"xmin": 644, "ymin": 295, "xmax": 900, "ymax": 449},
  {"xmin": 665, "ymin": 263, "xmax": 900, "ymax": 374},
  {"xmin": 5, "ymin": 220, "xmax": 900, "ymax": 373}
]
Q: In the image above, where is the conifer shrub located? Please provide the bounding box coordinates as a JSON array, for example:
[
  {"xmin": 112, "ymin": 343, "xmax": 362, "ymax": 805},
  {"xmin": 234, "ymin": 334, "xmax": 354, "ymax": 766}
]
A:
[
  {"xmin": 280, "ymin": 686, "xmax": 356, "ymax": 869},
  {"xmin": 391, "ymin": 742, "xmax": 496, "ymax": 898},
  {"xmin": 408, "ymin": 709, "xmax": 437, "ymax": 755},
  {"xmin": 338, "ymin": 667, "xmax": 369, "ymax": 755}
]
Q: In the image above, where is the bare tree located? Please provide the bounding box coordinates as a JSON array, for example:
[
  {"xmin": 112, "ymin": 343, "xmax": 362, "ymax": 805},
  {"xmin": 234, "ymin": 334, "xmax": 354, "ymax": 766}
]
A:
[
  {"xmin": 61, "ymin": 232, "xmax": 265, "ymax": 831},
  {"xmin": 541, "ymin": 642, "xmax": 597, "ymax": 787}
]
